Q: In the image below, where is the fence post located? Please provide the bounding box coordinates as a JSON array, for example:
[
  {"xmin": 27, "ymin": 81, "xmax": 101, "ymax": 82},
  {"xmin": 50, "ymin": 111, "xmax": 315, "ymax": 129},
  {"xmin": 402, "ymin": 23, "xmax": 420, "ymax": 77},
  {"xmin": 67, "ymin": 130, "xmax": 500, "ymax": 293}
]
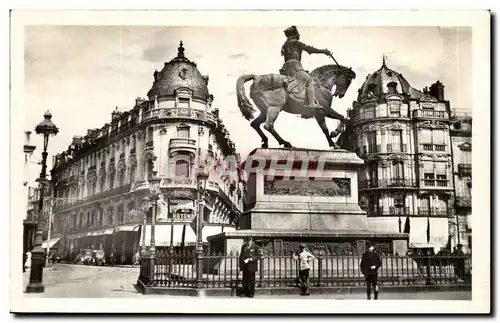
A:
[
  {"xmin": 425, "ymin": 255, "xmax": 433, "ymax": 285},
  {"xmin": 317, "ymin": 255, "xmax": 323, "ymax": 287},
  {"xmin": 258, "ymin": 257, "xmax": 264, "ymax": 287}
]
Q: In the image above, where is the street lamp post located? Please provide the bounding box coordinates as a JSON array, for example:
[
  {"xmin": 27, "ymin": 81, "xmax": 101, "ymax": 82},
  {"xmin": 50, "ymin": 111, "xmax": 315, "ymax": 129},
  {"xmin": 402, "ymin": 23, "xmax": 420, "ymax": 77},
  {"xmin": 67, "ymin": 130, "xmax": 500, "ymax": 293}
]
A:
[
  {"xmin": 26, "ymin": 111, "xmax": 58, "ymax": 294},
  {"xmin": 195, "ymin": 125, "xmax": 209, "ymax": 288},
  {"xmin": 140, "ymin": 197, "xmax": 150, "ymax": 256},
  {"xmin": 146, "ymin": 171, "xmax": 161, "ymax": 285}
]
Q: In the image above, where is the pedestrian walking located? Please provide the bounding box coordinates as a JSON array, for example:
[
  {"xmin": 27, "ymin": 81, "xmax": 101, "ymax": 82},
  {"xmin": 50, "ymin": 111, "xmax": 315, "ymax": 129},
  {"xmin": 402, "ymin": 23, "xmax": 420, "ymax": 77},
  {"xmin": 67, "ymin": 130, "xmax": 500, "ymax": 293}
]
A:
[
  {"xmin": 239, "ymin": 236, "xmax": 261, "ymax": 298},
  {"xmin": 109, "ymin": 248, "xmax": 117, "ymax": 267},
  {"xmin": 292, "ymin": 243, "xmax": 315, "ymax": 296},
  {"xmin": 360, "ymin": 242, "xmax": 382, "ymax": 300},
  {"xmin": 23, "ymin": 252, "xmax": 27, "ymax": 272},
  {"xmin": 133, "ymin": 250, "xmax": 141, "ymax": 266}
]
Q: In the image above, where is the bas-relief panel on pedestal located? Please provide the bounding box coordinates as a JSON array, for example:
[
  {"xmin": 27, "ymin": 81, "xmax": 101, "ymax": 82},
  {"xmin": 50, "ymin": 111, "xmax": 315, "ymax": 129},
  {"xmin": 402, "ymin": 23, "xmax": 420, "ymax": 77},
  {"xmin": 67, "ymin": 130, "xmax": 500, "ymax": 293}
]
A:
[{"xmin": 263, "ymin": 176, "xmax": 351, "ymax": 197}]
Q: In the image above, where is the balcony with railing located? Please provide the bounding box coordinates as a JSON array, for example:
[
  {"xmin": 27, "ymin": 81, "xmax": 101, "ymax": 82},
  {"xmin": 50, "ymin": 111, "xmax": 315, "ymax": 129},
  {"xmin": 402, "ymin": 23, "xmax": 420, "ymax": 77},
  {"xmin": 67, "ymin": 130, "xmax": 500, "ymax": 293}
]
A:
[
  {"xmin": 142, "ymin": 108, "xmax": 163, "ymax": 121},
  {"xmin": 420, "ymin": 143, "xmax": 447, "ymax": 152},
  {"xmin": 359, "ymin": 178, "xmax": 417, "ymax": 190},
  {"xmin": 413, "ymin": 109, "xmax": 449, "ymax": 120},
  {"xmin": 416, "ymin": 207, "xmax": 452, "ymax": 217},
  {"xmin": 386, "ymin": 143, "xmax": 407, "ymax": 153},
  {"xmin": 169, "ymin": 138, "xmax": 197, "ymax": 153},
  {"xmin": 458, "ymin": 164, "xmax": 471, "ymax": 178},
  {"xmin": 54, "ymin": 183, "xmax": 132, "ymax": 211},
  {"xmin": 421, "ymin": 179, "xmax": 450, "ymax": 189},
  {"xmin": 350, "ymin": 109, "xmax": 410, "ymax": 125}
]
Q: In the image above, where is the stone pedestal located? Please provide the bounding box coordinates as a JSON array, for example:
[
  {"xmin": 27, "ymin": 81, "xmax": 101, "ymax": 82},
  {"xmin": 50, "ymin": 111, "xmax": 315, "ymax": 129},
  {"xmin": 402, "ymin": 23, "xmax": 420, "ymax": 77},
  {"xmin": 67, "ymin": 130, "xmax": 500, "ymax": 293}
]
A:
[{"xmin": 208, "ymin": 148, "xmax": 408, "ymax": 256}]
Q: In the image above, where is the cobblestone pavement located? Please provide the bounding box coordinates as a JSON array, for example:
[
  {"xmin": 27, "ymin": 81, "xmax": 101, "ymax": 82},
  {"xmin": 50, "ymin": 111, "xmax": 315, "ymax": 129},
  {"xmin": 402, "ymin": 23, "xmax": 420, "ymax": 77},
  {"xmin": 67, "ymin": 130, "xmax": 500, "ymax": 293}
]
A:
[{"xmin": 22, "ymin": 264, "xmax": 471, "ymax": 300}]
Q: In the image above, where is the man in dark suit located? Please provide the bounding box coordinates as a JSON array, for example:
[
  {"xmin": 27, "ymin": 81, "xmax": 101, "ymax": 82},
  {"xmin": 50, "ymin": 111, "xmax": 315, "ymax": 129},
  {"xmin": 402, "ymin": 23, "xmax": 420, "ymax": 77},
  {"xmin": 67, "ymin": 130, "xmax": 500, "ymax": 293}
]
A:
[
  {"xmin": 239, "ymin": 236, "xmax": 262, "ymax": 298},
  {"xmin": 360, "ymin": 241, "xmax": 382, "ymax": 300}
]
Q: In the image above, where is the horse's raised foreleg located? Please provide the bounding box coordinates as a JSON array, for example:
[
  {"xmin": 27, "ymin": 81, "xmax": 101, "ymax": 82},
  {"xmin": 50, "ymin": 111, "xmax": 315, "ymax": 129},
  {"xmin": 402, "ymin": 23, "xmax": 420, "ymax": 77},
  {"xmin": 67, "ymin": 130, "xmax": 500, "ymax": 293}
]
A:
[
  {"xmin": 315, "ymin": 114, "xmax": 339, "ymax": 149},
  {"xmin": 250, "ymin": 112, "xmax": 269, "ymax": 148},
  {"xmin": 322, "ymin": 106, "xmax": 346, "ymax": 138},
  {"xmin": 263, "ymin": 105, "xmax": 292, "ymax": 148}
]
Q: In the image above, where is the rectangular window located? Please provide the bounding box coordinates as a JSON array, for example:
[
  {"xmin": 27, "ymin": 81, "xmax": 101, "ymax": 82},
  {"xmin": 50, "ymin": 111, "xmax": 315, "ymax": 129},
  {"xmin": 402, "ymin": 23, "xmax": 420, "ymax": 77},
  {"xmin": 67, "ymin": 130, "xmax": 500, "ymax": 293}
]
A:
[
  {"xmin": 365, "ymin": 105, "xmax": 375, "ymax": 119},
  {"xmin": 177, "ymin": 126, "xmax": 190, "ymax": 139},
  {"xmin": 367, "ymin": 131, "xmax": 377, "ymax": 153},
  {"xmin": 388, "ymin": 101, "xmax": 400, "ymax": 116},
  {"xmin": 390, "ymin": 130, "xmax": 402, "ymax": 152},
  {"xmin": 391, "ymin": 161, "xmax": 404, "ymax": 179},
  {"xmin": 177, "ymin": 97, "xmax": 190, "ymax": 108},
  {"xmin": 420, "ymin": 129, "xmax": 432, "ymax": 144}
]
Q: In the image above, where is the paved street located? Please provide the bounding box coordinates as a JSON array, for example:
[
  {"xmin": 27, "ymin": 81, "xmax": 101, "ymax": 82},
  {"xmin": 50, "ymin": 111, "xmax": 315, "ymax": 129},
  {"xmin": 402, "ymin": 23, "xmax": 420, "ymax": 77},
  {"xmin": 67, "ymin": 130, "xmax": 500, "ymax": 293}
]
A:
[{"xmin": 23, "ymin": 264, "xmax": 471, "ymax": 300}]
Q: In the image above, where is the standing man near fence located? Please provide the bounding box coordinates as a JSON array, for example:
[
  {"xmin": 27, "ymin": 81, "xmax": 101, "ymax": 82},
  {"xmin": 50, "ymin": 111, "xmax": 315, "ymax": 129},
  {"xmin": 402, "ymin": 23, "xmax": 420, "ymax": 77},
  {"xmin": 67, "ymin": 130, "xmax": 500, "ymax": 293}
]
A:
[
  {"xmin": 360, "ymin": 242, "xmax": 382, "ymax": 300},
  {"xmin": 292, "ymin": 243, "xmax": 315, "ymax": 296},
  {"xmin": 239, "ymin": 236, "xmax": 262, "ymax": 298}
]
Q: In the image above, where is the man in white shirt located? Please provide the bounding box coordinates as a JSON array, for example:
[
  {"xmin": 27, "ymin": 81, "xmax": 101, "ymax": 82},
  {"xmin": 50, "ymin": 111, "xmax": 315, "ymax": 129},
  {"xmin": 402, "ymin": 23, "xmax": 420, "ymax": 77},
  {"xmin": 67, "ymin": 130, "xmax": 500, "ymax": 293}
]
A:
[{"xmin": 292, "ymin": 243, "xmax": 315, "ymax": 296}]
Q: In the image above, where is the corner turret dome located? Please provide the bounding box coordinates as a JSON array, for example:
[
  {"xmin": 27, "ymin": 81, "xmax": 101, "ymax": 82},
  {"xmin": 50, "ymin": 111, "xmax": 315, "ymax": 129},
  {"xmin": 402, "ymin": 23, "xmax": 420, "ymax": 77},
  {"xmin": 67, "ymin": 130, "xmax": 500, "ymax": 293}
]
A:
[
  {"xmin": 147, "ymin": 41, "xmax": 210, "ymax": 102},
  {"xmin": 358, "ymin": 57, "xmax": 423, "ymax": 101}
]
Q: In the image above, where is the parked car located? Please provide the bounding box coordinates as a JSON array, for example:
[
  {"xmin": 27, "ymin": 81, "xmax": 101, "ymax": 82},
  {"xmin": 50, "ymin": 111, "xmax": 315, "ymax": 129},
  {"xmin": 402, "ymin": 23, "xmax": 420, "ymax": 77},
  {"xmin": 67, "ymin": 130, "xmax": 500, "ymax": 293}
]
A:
[
  {"xmin": 93, "ymin": 250, "xmax": 106, "ymax": 266},
  {"xmin": 75, "ymin": 249, "xmax": 95, "ymax": 265}
]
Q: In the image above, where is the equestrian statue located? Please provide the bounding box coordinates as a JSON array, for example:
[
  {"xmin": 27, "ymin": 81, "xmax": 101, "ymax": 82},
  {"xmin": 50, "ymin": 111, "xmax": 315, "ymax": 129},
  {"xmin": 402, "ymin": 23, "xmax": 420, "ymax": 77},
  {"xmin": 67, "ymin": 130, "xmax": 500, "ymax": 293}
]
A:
[{"xmin": 236, "ymin": 25, "xmax": 356, "ymax": 149}]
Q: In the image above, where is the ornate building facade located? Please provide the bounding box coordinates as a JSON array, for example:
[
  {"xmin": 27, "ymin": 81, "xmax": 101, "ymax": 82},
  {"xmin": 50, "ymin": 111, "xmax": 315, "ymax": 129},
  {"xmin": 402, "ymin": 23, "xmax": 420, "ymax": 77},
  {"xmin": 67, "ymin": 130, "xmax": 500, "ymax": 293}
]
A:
[
  {"xmin": 50, "ymin": 42, "xmax": 245, "ymax": 264},
  {"xmin": 450, "ymin": 112, "xmax": 472, "ymax": 253},
  {"xmin": 341, "ymin": 59, "xmax": 455, "ymax": 253}
]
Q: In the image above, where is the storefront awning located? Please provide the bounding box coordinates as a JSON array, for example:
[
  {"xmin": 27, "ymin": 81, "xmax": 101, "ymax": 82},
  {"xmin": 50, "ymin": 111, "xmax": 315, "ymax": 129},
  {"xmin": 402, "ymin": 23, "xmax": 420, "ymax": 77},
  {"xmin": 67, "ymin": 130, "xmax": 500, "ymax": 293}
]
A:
[
  {"xmin": 115, "ymin": 225, "xmax": 141, "ymax": 232},
  {"xmin": 42, "ymin": 238, "xmax": 60, "ymax": 249},
  {"xmin": 92, "ymin": 229, "xmax": 107, "ymax": 236},
  {"xmin": 409, "ymin": 217, "xmax": 449, "ymax": 252}
]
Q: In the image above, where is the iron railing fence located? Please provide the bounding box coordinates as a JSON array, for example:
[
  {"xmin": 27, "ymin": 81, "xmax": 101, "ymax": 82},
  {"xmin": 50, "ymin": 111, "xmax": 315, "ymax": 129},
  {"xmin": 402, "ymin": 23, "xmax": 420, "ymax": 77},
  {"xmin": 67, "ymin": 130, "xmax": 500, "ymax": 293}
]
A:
[{"xmin": 137, "ymin": 251, "xmax": 472, "ymax": 290}]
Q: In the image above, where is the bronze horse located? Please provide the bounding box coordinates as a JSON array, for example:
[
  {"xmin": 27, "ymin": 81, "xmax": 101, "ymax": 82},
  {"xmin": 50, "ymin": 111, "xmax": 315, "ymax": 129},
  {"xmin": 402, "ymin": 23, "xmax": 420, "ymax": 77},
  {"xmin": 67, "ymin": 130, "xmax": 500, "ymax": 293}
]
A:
[{"xmin": 236, "ymin": 64, "xmax": 356, "ymax": 149}]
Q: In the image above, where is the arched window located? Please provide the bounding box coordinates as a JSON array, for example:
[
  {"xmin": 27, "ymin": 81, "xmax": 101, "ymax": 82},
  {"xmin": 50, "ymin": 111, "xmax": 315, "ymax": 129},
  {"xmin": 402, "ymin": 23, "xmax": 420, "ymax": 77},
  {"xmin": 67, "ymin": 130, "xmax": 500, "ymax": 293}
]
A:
[
  {"xmin": 107, "ymin": 208, "xmax": 114, "ymax": 226},
  {"xmin": 175, "ymin": 159, "xmax": 190, "ymax": 177},
  {"xmin": 100, "ymin": 176, "xmax": 106, "ymax": 192},
  {"xmin": 387, "ymin": 81, "xmax": 397, "ymax": 94},
  {"xmin": 119, "ymin": 171, "xmax": 125, "ymax": 187},
  {"xmin": 129, "ymin": 164, "xmax": 136, "ymax": 184},
  {"xmin": 109, "ymin": 173, "xmax": 115, "ymax": 190}
]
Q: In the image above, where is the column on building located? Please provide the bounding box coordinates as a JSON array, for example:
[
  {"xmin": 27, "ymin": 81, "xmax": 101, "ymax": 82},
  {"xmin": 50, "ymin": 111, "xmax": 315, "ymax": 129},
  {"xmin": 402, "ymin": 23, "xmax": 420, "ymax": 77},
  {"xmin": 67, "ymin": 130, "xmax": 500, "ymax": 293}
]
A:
[{"xmin": 136, "ymin": 131, "xmax": 145, "ymax": 181}]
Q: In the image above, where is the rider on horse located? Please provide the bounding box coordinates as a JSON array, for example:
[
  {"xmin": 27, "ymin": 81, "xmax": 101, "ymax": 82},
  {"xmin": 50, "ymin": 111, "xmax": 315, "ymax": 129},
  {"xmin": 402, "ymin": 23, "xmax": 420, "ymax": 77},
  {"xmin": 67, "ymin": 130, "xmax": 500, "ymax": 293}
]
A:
[{"xmin": 280, "ymin": 26, "xmax": 333, "ymax": 118}]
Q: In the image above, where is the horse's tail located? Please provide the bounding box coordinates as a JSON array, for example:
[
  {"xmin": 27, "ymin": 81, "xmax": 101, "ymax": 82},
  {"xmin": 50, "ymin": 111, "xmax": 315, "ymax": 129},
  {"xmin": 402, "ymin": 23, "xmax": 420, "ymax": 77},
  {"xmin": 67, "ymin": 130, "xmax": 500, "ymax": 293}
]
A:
[{"xmin": 236, "ymin": 74, "xmax": 257, "ymax": 121}]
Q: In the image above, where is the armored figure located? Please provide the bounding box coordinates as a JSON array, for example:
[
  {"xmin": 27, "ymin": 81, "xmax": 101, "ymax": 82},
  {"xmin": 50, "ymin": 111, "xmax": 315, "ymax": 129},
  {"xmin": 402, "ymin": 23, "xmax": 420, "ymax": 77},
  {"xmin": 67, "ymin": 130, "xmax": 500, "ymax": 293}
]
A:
[{"xmin": 280, "ymin": 26, "xmax": 333, "ymax": 114}]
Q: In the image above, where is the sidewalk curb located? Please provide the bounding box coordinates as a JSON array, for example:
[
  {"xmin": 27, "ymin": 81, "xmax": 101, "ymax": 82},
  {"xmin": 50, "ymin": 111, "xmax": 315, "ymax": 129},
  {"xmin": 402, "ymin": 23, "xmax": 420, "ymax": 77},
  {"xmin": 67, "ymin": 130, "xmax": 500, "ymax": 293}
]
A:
[{"xmin": 135, "ymin": 279, "xmax": 471, "ymax": 297}]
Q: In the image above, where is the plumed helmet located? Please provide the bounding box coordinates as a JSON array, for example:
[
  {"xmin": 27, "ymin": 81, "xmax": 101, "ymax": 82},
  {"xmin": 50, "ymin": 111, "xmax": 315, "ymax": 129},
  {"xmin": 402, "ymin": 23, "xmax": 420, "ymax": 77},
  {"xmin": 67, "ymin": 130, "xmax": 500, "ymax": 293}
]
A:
[{"xmin": 284, "ymin": 26, "xmax": 300, "ymax": 38}]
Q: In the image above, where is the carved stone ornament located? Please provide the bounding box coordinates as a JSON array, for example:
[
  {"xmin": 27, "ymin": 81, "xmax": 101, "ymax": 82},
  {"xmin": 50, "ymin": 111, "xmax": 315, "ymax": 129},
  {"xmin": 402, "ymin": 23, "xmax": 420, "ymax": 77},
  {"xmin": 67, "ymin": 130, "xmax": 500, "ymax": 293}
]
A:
[
  {"xmin": 263, "ymin": 176, "xmax": 351, "ymax": 197},
  {"xmin": 418, "ymin": 120, "xmax": 448, "ymax": 129},
  {"xmin": 136, "ymin": 131, "xmax": 144, "ymax": 140},
  {"xmin": 179, "ymin": 68, "xmax": 188, "ymax": 80},
  {"xmin": 127, "ymin": 155, "xmax": 137, "ymax": 168}
]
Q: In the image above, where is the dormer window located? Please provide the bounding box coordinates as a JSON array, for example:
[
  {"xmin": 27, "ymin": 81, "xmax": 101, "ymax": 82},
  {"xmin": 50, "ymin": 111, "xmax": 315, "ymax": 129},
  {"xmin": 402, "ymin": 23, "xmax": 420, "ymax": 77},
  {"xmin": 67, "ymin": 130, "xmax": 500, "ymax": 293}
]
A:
[{"xmin": 387, "ymin": 81, "xmax": 397, "ymax": 94}]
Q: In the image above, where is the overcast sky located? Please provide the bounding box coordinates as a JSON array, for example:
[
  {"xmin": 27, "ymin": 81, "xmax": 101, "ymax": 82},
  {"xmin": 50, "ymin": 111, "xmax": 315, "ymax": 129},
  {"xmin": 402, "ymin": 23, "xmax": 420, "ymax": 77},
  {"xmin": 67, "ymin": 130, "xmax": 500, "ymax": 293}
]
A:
[{"xmin": 23, "ymin": 26, "xmax": 472, "ymax": 183}]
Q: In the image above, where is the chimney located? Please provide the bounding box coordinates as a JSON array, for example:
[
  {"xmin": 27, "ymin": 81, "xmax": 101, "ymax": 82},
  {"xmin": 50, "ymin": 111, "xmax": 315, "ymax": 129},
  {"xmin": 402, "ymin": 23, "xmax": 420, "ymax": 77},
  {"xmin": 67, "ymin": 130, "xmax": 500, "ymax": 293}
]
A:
[
  {"xmin": 135, "ymin": 97, "xmax": 146, "ymax": 106},
  {"xmin": 430, "ymin": 81, "xmax": 445, "ymax": 101},
  {"xmin": 72, "ymin": 136, "xmax": 83, "ymax": 146},
  {"xmin": 111, "ymin": 107, "xmax": 121, "ymax": 121}
]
